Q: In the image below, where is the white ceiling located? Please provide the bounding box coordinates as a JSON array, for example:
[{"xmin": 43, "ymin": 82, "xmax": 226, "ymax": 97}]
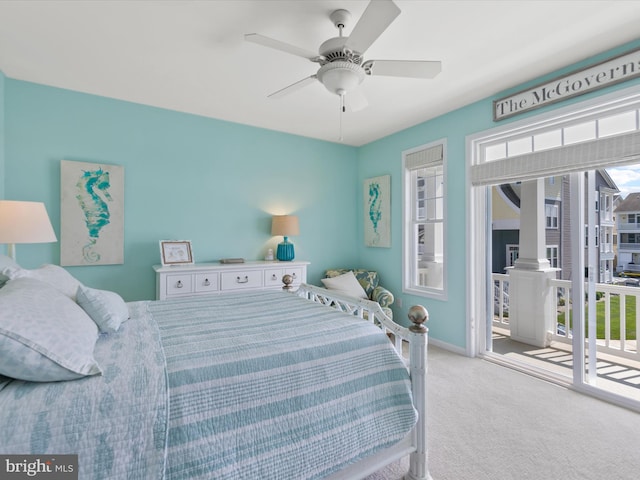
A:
[{"xmin": 1, "ymin": 1, "xmax": 640, "ymax": 146}]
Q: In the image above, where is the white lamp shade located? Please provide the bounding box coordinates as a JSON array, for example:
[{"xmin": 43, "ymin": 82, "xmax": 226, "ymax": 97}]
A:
[
  {"xmin": 0, "ymin": 200, "xmax": 57, "ymax": 244},
  {"xmin": 271, "ymin": 215, "xmax": 299, "ymax": 237}
]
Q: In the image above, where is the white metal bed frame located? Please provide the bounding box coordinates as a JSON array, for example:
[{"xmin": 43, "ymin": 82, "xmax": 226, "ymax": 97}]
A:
[{"xmin": 295, "ymin": 284, "xmax": 432, "ymax": 480}]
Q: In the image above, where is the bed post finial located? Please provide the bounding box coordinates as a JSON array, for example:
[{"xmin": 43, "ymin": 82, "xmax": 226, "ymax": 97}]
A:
[
  {"xmin": 408, "ymin": 305, "xmax": 428, "ymax": 333},
  {"xmin": 282, "ymin": 274, "xmax": 294, "ymax": 292}
]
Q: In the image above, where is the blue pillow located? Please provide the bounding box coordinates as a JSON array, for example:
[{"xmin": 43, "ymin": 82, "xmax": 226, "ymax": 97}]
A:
[{"xmin": 76, "ymin": 285, "xmax": 129, "ymax": 333}]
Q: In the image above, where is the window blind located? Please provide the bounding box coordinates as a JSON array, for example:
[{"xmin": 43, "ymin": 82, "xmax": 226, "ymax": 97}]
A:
[
  {"xmin": 471, "ymin": 130, "xmax": 640, "ymax": 186},
  {"xmin": 405, "ymin": 144, "xmax": 443, "ymax": 169}
]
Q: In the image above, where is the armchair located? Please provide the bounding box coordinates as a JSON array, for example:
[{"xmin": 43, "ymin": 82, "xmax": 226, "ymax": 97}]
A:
[{"xmin": 323, "ymin": 268, "xmax": 395, "ymax": 320}]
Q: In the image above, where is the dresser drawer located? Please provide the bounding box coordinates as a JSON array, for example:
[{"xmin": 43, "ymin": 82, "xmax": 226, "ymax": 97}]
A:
[
  {"xmin": 166, "ymin": 274, "xmax": 193, "ymax": 296},
  {"xmin": 264, "ymin": 267, "xmax": 304, "ymax": 289},
  {"xmin": 264, "ymin": 268, "xmax": 284, "ymax": 288},
  {"xmin": 220, "ymin": 270, "xmax": 263, "ymax": 291},
  {"xmin": 282, "ymin": 267, "xmax": 303, "ymax": 286},
  {"xmin": 194, "ymin": 272, "xmax": 219, "ymax": 293}
]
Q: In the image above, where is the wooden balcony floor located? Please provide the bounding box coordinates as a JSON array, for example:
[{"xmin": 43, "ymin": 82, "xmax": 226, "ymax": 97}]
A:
[{"xmin": 491, "ymin": 326, "xmax": 640, "ymax": 402}]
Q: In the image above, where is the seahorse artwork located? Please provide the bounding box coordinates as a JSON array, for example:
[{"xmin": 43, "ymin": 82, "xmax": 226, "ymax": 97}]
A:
[
  {"xmin": 75, "ymin": 168, "xmax": 113, "ymax": 263},
  {"xmin": 368, "ymin": 181, "xmax": 382, "ymax": 245}
]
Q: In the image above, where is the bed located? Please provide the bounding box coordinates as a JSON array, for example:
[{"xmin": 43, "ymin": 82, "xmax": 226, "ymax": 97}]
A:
[{"xmin": 0, "ymin": 260, "xmax": 431, "ymax": 480}]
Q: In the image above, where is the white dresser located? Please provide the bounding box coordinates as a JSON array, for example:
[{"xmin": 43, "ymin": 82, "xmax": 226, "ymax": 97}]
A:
[{"xmin": 153, "ymin": 261, "xmax": 309, "ymax": 300}]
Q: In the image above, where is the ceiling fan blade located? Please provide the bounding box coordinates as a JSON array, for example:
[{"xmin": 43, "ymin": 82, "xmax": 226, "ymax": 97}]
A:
[
  {"xmin": 345, "ymin": 89, "xmax": 368, "ymax": 112},
  {"xmin": 365, "ymin": 60, "xmax": 442, "ymax": 78},
  {"xmin": 268, "ymin": 76, "xmax": 317, "ymax": 99},
  {"xmin": 344, "ymin": 0, "xmax": 400, "ymax": 55},
  {"xmin": 245, "ymin": 33, "xmax": 318, "ymax": 61}
]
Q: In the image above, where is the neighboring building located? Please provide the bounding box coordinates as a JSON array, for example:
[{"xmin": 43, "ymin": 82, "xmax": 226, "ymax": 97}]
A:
[
  {"xmin": 492, "ymin": 170, "xmax": 618, "ymax": 283},
  {"xmin": 595, "ymin": 171, "xmax": 618, "ymax": 283},
  {"xmin": 615, "ymin": 192, "xmax": 640, "ymax": 274}
]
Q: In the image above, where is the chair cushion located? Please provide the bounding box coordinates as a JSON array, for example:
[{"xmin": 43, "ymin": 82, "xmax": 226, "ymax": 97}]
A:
[
  {"xmin": 325, "ymin": 269, "xmax": 379, "ymax": 298},
  {"xmin": 321, "ymin": 271, "xmax": 368, "ymax": 299}
]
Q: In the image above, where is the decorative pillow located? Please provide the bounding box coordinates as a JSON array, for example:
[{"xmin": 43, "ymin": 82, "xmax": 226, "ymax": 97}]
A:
[
  {"xmin": 2, "ymin": 264, "xmax": 82, "ymax": 301},
  {"xmin": 0, "ymin": 254, "xmax": 21, "ymax": 287},
  {"xmin": 320, "ymin": 271, "xmax": 368, "ymax": 299},
  {"xmin": 0, "ymin": 277, "xmax": 101, "ymax": 382},
  {"xmin": 77, "ymin": 285, "xmax": 129, "ymax": 333}
]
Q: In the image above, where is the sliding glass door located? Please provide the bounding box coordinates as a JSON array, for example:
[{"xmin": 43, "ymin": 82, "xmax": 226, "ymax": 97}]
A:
[
  {"xmin": 469, "ymin": 85, "xmax": 640, "ymax": 409},
  {"xmin": 484, "ymin": 167, "xmax": 640, "ymax": 407}
]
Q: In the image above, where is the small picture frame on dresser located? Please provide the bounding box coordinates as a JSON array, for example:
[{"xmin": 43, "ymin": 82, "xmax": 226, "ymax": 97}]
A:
[{"xmin": 159, "ymin": 240, "xmax": 194, "ymax": 266}]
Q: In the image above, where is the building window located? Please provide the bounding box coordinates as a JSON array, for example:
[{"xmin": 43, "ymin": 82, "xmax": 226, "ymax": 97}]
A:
[
  {"xmin": 546, "ymin": 245, "xmax": 559, "ymax": 268},
  {"xmin": 403, "ymin": 140, "xmax": 446, "ymax": 298},
  {"xmin": 506, "ymin": 245, "xmax": 519, "ymax": 267},
  {"xmin": 545, "ymin": 204, "xmax": 559, "ymax": 229}
]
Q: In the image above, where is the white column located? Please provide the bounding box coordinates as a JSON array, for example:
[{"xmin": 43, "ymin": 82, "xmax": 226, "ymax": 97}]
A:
[
  {"xmin": 509, "ymin": 179, "xmax": 556, "ymax": 347},
  {"xmin": 514, "ymin": 179, "xmax": 550, "ymax": 271}
]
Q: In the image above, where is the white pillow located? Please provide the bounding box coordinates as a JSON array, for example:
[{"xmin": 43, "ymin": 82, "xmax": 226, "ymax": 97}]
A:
[
  {"xmin": 2, "ymin": 264, "xmax": 82, "ymax": 301},
  {"xmin": 0, "ymin": 277, "xmax": 101, "ymax": 382},
  {"xmin": 77, "ymin": 285, "xmax": 129, "ymax": 333},
  {"xmin": 0, "ymin": 254, "xmax": 21, "ymax": 286},
  {"xmin": 321, "ymin": 271, "xmax": 368, "ymax": 299}
]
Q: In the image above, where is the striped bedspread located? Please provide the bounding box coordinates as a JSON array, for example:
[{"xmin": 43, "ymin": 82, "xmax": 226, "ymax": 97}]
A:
[
  {"xmin": 152, "ymin": 290, "xmax": 417, "ymax": 480},
  {"xmin": 0, "ymin": 290, "xmax": 415, "ymax": 479}
]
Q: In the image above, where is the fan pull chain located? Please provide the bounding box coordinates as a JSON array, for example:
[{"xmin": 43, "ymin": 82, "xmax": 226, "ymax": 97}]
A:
[{"xmin": 339, "ymin": 94, "xmax": 345, "ymax": 141}]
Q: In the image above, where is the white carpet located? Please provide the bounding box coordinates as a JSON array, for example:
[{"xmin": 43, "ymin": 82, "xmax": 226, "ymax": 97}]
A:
[{"xmin": 365, "ymin": 346, "xmax": 640, "ymax": 480}]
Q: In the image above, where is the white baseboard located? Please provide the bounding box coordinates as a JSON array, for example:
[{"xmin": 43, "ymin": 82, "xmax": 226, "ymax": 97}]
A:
[{"xmin": 428, "ymin": 337, "xmax": 468, "ymax": 356}]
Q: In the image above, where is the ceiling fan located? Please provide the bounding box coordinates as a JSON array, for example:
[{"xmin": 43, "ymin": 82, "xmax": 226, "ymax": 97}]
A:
[{"xmin": 245, "ymin": 0, "xmax": 441, "ymax": 113}]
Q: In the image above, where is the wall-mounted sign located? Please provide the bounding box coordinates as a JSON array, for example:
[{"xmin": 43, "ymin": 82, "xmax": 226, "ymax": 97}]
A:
[{"xmin": 493, "ymin": 47, "xmax": 640, "ymax": 121}]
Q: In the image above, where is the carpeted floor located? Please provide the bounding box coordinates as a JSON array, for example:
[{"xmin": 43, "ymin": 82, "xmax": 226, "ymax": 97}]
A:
[{"xmin": 365, "ymin": 346, "xmax": 640, "ymax": 480}]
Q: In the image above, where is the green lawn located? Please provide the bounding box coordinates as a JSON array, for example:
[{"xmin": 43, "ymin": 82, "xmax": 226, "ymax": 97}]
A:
[{"xmin": 557, "ymin": 295, "xmax": 637, "ymax": 340}]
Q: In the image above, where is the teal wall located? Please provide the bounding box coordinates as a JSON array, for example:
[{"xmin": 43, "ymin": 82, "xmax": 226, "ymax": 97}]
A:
[
  {"xmin": 2, "ymin": 38, "xmax": 640, "ymax": 349},
  {"xmin": 3, "ymin": 80, "xmax": 359, "ymax": 300}
]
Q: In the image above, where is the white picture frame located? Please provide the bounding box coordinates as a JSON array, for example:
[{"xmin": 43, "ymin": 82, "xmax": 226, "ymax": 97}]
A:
[{"xmin": 160, "ymin": 240, "xmax": 194, "ymax": 266}]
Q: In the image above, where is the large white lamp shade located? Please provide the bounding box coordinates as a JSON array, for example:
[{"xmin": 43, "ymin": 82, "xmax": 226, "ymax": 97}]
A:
[{"xmin": 0, "ymin": 200, "xmax": 57, "ymax": 261}]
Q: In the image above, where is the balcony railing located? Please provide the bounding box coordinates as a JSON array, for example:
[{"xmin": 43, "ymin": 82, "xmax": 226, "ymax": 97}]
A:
[
  {"xmin": 618, "ymin": 223, "xmax": 640, "ymax": 230},
  {"xmin": 493, "ymin": 274, "xmax": 640, "ymax": 362}
]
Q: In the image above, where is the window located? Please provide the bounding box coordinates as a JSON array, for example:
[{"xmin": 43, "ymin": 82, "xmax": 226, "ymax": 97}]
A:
[
  {"xmin": 479, "ymin": 105, "xmax": 640, "ymax": 164},
  {"xmin": 545, "ymin": 204, "xmax": 559, "ymax": 229},
  {"xmin": 403, "ymin": 140, "xmax": 446, "ymax": 298},
  {"xmin": 506, "ymin": 245, "xmax": 520, "ymax": 267},
  {"xmin": 546, "ymin": 246, "xmax": 559, "ymax": 268}
]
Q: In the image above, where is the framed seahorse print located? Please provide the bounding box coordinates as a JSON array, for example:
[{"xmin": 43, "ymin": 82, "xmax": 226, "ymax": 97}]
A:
[
  {"xmin": 364, "ymin": 175, "xmax": 390, "ymax": 248},
  {"xmin": 60, "ymin": 160, "xmax": 124, "ymax": 266}
]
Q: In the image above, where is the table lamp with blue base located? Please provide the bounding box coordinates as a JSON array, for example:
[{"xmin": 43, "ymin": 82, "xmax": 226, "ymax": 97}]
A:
[{"xmin": 271, "ymin": 215, "xmax": 299, "ymax": 261}]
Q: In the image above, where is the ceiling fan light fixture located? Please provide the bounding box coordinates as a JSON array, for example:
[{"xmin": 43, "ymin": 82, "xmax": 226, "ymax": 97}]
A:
[{"xmin": 316, "ymin": 61, "xmax": 365, "ymax": 96}]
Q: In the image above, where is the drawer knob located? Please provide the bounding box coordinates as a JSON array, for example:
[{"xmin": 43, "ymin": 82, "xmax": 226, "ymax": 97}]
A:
[
  {"xmin": 204, "ymin": 278, "xmax": 210, "ymax": 286},
  {"xmin": 291, "ymin": 273, "xmax": 297, "ymax": 279},
  {"xmin": 176, "ymin": 280, "xmax": 183, "ymax": 288},
  {"xmin": 272, "ymin": 274, "xmax": 277, "ymax": 280},
  {"xmin": 236, "ymin": 275, "xmax": 249, "ymax": 284}
]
